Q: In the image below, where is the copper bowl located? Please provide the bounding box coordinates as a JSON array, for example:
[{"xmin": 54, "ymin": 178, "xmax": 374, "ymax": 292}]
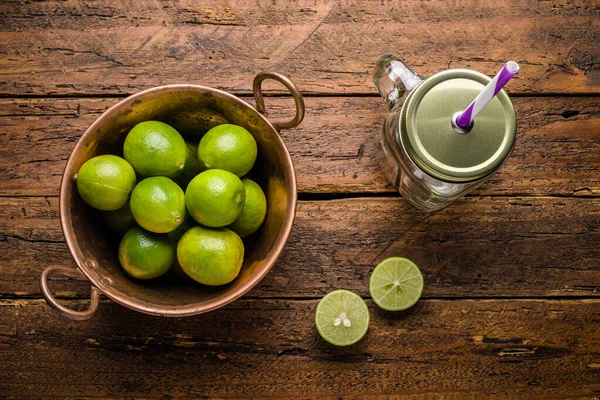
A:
[{"xmin": 40, "ymin": 72, "xmax": 305, "ymax": 320}]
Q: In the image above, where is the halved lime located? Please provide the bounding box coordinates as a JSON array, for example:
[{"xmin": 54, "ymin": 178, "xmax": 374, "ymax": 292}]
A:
[
  {"xmin": 315, "ymin": 290, "xmax": 369, "ymax": 346},
  {"xmin": 369, "ymin": 257, "xmax": 424, "ymax": 311}
]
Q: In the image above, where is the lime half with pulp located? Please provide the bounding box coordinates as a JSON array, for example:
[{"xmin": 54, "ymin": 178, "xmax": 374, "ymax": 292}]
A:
[
  {"xmin": 369, "ymin": 257, "xmax": 424, "ymax": 311},
  {"xmin": 315, "ymin": 290, "xmax": 369, "ymax": 346}
]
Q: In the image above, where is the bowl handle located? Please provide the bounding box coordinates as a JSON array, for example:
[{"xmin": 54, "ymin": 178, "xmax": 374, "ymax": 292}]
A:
[
  {"xmin": 40, "ymin": 265, "xmax": 100, "ymax": 320},
  {"xmin": 253, "ymin": 72, "xmax": 305, "ymax": 132}
]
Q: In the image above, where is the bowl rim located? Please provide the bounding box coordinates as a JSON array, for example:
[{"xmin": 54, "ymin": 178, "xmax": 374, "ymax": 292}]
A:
[{"xmin": 59, "ymin": 84, "xmax": 298, "ymax": 317}]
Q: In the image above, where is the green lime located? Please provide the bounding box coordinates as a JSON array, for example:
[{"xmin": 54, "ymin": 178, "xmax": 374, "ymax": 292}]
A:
[
  {"xmin": 177, "ymin": 226, "xmax": 244, "ymax": 286},
  {"xmin": 76, "ymin": 155, "xmax": 136, "ymax": 211},
  {"xmin": 227, "ymin": 179, "xmax": 267, "ymax": 238},
  {"xmin": 315, "ymin": 290, "xmax": 369, "ymax": 346},
  {"xmin": 198, "ymin": 124, "xmax": 257, "ymax": 177},
  {"xmin": 118, "ymin": 226, "xmax": 174, "ymax": 279},
  {"xmin": 103, "ymin": 201, "xmax": 136, "ymax": 236},
  {"xmin": 130, "ymin": 176, "xmax": 186, "ymax": 233},
  {"xmin": 175, "ymin": 141, "xmax": 204, "ymax": 189},
  {"xmin": 185, "ymin": 169, "xmax": 245, "ymax": 227},
  {"xmin": 369, "ymin": 257, "xmax": 424, "ymax": 311},
  {"xmin": 123, "ymin": 121, "xmax": 187, "ymax": 178}
]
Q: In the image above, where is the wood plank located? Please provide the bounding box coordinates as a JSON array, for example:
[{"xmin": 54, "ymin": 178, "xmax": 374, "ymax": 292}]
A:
[
  {"xmin": 0, "ymin": 298, "xmax": 598, "ymax": 398},
  {"xmin": 0, "ymin": 1, "xmax": 599, "ymax": 95},
  {"xmin": 2, "ymin": 196, "xmax": 599, "ymax": 298},
  {"xmin": 2, "ymin": 96, "xmax": 600, "ymax": 196},
  {"xmin": 3, "ymin": 0, "xmax": 597, "ymax": 29}
]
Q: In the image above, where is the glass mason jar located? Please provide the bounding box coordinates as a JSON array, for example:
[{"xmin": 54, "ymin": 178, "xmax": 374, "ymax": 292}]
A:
[{"xmin": 373, "ymin": 54, "xmax": 517, "ymax": 211}]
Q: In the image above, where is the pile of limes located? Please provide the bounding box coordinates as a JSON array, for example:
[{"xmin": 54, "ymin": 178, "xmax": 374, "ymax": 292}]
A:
[{"xmin": 76, "ymin": 121, "xmax": 267, "ymax": 286}]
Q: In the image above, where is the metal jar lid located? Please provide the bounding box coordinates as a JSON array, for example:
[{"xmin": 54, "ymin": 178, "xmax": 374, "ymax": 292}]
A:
[{"xmin": 399, "ymin": 69, "xmax": 516, "ymax": 183}]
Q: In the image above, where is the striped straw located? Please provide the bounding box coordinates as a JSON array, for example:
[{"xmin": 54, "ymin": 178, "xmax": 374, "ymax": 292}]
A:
[{"xmin": 455, "ymin": 61, "xmax": 520, "ymax": 129}]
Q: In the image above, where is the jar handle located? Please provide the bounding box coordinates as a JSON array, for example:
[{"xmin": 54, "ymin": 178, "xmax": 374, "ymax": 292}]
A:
[
  {"xmin": 253, "ymin": 72, "xmax": 305, "ymax": 132},
  {"xmin": 40, "ymin": 265, "xmax": 100, "ymax": 321},
  {"xmin": 373, "ymin": 54, "xmax": 422, "ymax": 110}
]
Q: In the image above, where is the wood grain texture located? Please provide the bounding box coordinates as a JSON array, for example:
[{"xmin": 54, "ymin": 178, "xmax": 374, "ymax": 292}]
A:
[
  {"xmin": 2, "ymin": 196, "xmax": 599, "ymax": 298},
  {"xmin": 2, "ymin": 96, "xmax": 600, "ymax": 196},
  {"xmin": 0, "ymin": 1, "xmax": 599, "ymax": 96},
  {"xmin": 0, "ymin": 298, "xmax": 598, "ymax": 398}
]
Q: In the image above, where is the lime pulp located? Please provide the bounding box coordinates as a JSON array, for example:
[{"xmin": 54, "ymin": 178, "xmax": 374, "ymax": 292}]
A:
[
  {"xmin": 369, "ymin": 257, "xmax": 424, "ymax": 311},
  {"xmin": 315, "ymin": 290, "xmax": 369, "ymax": 346}
]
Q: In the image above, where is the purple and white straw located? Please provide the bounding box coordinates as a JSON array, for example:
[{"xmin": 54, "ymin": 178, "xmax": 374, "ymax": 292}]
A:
[{"xmin": 455, "ymin": 61, "xmax": 520, "ymax": 129}]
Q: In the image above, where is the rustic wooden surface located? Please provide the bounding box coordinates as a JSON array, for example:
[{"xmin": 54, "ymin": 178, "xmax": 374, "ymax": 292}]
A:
[
  {"xmin": 1, "ymin": 0, "xmax": 599, "ymax": 96},
  {"xmin": 3, "ymin": 196, "xmax": 600, "ymax": 299},
  {"xmin": 2, "ymin": 96, "xmax": 600, "ymax": 196},
  {"xmin": 1, "ymin": 299, "xmax": 599, "ymax": 398},
  {"xmin": 1, "ymin": 1, "xmax": 599, "ymax": 398}
]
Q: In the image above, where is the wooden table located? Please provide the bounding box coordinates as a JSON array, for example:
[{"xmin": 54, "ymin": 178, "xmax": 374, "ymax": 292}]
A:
[{"xmin": 1, "ymin": 1, "xmax": 599, "ymax": 398}]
